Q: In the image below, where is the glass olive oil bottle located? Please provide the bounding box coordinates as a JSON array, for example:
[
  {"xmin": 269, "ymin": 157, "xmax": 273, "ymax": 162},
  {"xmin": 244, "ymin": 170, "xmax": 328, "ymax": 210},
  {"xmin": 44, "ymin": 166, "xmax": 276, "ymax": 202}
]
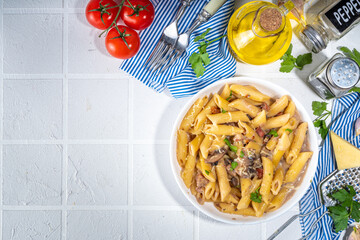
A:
[{"xmin": 228, "ymin": 1, "xmax": 294, "ymax": 65}]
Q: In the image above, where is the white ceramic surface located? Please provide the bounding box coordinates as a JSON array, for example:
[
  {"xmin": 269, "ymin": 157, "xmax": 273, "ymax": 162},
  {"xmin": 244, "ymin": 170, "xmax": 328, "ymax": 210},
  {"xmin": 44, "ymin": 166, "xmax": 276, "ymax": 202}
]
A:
[{"xmin": 170, "ymin": 77, "xmax": 319, "ymax": 224}]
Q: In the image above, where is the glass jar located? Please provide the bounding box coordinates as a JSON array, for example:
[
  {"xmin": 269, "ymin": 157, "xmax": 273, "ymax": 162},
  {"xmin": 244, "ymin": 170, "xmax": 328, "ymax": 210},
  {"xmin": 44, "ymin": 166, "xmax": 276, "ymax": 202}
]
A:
[
  {"xmin": 300, "ymin": 0, "xmax": 360, "ymax": 53},
  {"xmin": 307, "ymin": 53, "xmax": 360, "ymax": 99},
  {"xmin": 227, "ymin": 1, "xmax": 293, "ymax": 65}
]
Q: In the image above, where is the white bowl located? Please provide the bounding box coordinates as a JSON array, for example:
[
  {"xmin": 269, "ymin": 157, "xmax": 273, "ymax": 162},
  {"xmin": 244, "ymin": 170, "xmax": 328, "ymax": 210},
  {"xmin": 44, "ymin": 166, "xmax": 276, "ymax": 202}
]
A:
[{"xmin": 169, "ymin": 77, "xmax": 319, "ymax": 224}]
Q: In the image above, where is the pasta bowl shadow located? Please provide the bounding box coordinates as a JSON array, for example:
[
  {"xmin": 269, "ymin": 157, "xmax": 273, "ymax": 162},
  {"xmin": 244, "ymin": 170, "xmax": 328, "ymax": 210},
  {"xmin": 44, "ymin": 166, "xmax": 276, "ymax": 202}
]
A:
[{"xmin": 169, "ymin": 77, "xmax": 319, "ymax": 224}]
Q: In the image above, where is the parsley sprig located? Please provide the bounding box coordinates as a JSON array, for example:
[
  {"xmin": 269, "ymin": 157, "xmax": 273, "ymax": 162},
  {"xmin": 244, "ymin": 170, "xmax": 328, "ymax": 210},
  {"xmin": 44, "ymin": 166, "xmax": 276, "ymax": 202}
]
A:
[
  {"xmin": 269, "ymin": 129, "xmax": 279, "ymax": 137},
  {"xmin": 312, "ymin": 101, "xmax": 331, "ymax": 139},
  {"xmin": 280, "ymin": 44, "xmax": 313, "ymax": 73},
  {"xmin": 339, "ymin": 46, "xmax": 360, "ymax": 66},
  {"xmin": 250, "ymin": 187, "xmax": 262, "ymax": 203},
  {"xmin": 328, "ymin": 185, "xmax": 360, "ymax": 232},
  {"xmin": 189, "ymin": 28, "xmax": 225, "ymax": 77}
]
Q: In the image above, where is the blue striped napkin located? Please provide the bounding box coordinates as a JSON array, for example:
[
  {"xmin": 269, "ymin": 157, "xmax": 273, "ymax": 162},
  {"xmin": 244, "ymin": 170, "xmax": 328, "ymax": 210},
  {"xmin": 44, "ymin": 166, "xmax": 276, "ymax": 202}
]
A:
[
  {"xmin": 299, "ymin": 92, "xmax": 360, "ymax": 240},
  {"xmin": 120, "ymin": 0, "xmax": 236, "ymax": 98}
]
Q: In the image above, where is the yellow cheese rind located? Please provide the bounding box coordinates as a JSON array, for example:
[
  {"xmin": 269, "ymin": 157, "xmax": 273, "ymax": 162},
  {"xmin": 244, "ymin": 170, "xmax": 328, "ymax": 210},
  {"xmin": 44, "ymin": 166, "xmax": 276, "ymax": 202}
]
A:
[{"xmin": 330, "ymin": 131, "xmax": 360, "ymax": 170}]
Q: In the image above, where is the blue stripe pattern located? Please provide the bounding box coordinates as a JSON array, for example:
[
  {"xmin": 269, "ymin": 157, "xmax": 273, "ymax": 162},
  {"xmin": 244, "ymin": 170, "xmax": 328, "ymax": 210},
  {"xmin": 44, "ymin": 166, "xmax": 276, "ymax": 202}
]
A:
[
  {"xmin": 120, "ymin": 0, "xmax": 236, "ymax": 98},
  {"xmin": 299, "ymin": 93, "xmax": 360, "ymax": 240}
]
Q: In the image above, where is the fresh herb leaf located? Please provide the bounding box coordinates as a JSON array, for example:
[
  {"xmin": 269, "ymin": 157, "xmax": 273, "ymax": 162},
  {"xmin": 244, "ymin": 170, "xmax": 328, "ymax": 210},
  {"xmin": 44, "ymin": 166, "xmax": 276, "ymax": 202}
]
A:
[
  {"xmin": 189, "ymin": 29, "xmax": 225, "ymax": 77},
  {"xmin": 230, "ymin": 161, "xmax": 238, "ymax": 171},
  {"xmin": 194, "ymin": 28, "xmax": 211, "ymax": 42},
  {"xmin": 295, "ymin": 53, "xmax": 313, "ymax": 69},
  {"xmin": 224, "ymin": 138, "xmax": 238, "ymax": 153},
  {"xmin": 221, "ymin": 109, "xmax": 227, "ymax": 113},
  {"xmin": 279, "ymin": 44, "xmax": 312, "ymax": 73},
  {"xmin": 226, "ymin": 91, "xmax": 233, "ymax": 101},
  {"xmin": 312, "ymin": 101, "xmax": 328, "ymax": 116},
  {"xmin": 250, "ymin": 187, "xmax": 262, "ymax": 203},
  {"xmin": 339, "ymin": 46, "xmax": 360, "ymax": 66},
  {"xmin": 285, "ymin": 128, "xmax": 292, "ymax": 133},
  {"xmin": 328, "ymin": 185, "xmax": 360, "ymax": 232},
  {"xmin": 312, "ymin": 101, "xmax": 331, "ymax": 140},
  {"xmin": 240, "ymin": 150, "xmax": 245, "ymax": 158},
  {"xmin": 349, "ymin": 87, "xmax": 360, "ymax": 93},
  {"xmin": 205, "ymin": 170, "xmax": 210, "ymax": 175},
  {"xmin": 269, "ymin": 129, "xmax": 279, "ymax": 137}
]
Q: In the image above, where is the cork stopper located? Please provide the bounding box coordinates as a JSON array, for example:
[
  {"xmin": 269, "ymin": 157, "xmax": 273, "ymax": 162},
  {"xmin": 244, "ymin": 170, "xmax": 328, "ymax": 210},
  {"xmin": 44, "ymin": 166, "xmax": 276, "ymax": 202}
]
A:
[{"xmin": 259, "ymin": 8, "xmax": 283, "ymax": 32}]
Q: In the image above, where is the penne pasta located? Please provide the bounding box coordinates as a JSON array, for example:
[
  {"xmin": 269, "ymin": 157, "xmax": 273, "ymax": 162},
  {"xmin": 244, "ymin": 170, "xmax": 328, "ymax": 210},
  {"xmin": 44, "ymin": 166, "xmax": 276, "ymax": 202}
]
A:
[
  {"xmin": 265, "ymin": 136, "xmax": 278, "ymax": 151},
  {"xmin": 251, "ymin": 110, "xmax": 267, "ymax": 128},
  {"xmin": 194, "ymin": 98, "xmax": 217, "ymax": 130},
  {"xmin": 230, "ymin": 85, "xmax": 271, "ymax": 102},
  {"xmin": 245, "ymin": 141, "xmax": 262, "ymax": 154},
  {"xmin": 181, "ymin": 155, "xmax": 196, "ymax": 188},
  {"xmin": 180, "ymin": 96, "xmax": 208, "ymax": 131},
  {"xmin": 204, "ymin": 182, "xmax": 216, "ymax": 200},
  {"xmin": 204, "ymin": 124, "xmax": 244, "ymax": 136},
  {"xmin": 207, "ymin": 111, "xmax": 250, "ymax": 124},
  {"xmin": 252, "ymin": 193, "xmax": 273, "ymax": 217},
  {"xmin": 278, "ymin": 117, "xmax": 299, "ymax": 136},
  {"xmin": 216, "ymin": 163, "xmax": 232, "ymax": 202},
  {"xmin": 189, "ymin": 134, "xmax": 205, "ymax": 156},
  {"xmin": 213, "ymin": 94, "xmax": 236, "ymax": 112},
  {"xmin": 284, "ymin": 100, "xmax": 296, "ymax": 117},
  {"xmin": 237, "ymin": 178, "xmax": 262, "ymax": 210},
  {"xmin": 220, "ymin": 83, "xmax": 231, "ymax": 99},
  {"xmin": 267, "ymin": 186, "xmax": 293, "ymax": 212},
  {"xmin": 271, "ymin": 168, "xmax": 284, "ymax": 195},
  {"xmin": 199, "ymin": 134, "xmax": 213, "ymax": 159},
  {"xmin": 209, "ymin": 135, "xmax": 226, "ymax": 152},
  {"xmin": 267, "ymin": 96, "xmax": 289, "ymax": 117},
  {"xmin": 263, "ymin": 113, "xmax": 291, "ymax": 130},
  {"xmin": 284, "ymin": 152, "xmax": 313, "ymax": 183},
  {"xmin": 216, "ymin": 202, "xmax": 257, "ymax": 216},
  {"xmin": 238, "ymin": 121, "xmax": 263, "ymax": 145},
  {"xmin": 228, "ymin": 99, "xmax": 261, "ymax": 118},
  {"xmin": 176, "ymin": 130, "xmax": 188, "ymax": 167},
  {"xmin": 272, "ymin": 133, "xmax": 291, "ymax": 167},
  {"xmin": 199, "ymin": 156, "xmax": 216, "ymax": 182},
  {"xmin": 286, "ymin": 122, "xmax": 308, "ymax": 164},
  {"xmin": 260, "ymin": 157, "xmax": 274, "ymax": 204}
]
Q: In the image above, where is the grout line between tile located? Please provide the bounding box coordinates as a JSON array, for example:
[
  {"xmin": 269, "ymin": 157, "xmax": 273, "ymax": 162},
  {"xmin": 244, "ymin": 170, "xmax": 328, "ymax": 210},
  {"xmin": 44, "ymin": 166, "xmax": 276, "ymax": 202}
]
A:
[
  {"xmin": 62, "ymin": 2, "xmax": 69, "ymax": 239},
  {"xmin": 2, "ymin": 73, "xmax": 133, "ymax": 80},
  {"xmin": 261, "ymin": 222, "xmax": 267, "ymax": 240},
  {"xmin": 1, "ymin": 205, "xmax": 196, "ymax": 211},
  {"xmin": 194, "ymin": 210, "xmax": 199, "ymax": 240},
  {"xmin": 128, "ymin": 77, "xmax": 134, "ymax": 240},
  {"xmin": 0, "ymin": 139, "xmax": 169, "ymax": 145},
  {"xmin": 0, "ymin": 1, "xmax": 4, "ymax": 239},
  {"xmin": 2, "ymin": 8, "xmax": 86, "ymax": 14}
]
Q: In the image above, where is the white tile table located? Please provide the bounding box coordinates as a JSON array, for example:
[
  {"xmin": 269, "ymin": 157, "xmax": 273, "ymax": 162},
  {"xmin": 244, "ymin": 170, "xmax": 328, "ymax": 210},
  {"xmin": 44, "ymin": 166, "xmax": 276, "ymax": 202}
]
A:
[{"xmin": 0, "ymin": 0, "xmax": 359, "ymax": 239}]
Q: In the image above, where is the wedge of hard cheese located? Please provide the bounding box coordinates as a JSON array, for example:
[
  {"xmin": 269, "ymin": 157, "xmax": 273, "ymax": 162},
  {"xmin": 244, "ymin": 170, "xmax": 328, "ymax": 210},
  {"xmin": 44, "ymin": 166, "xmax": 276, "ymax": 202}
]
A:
[{"xmin": 330, "ymin": 131, "xmax": 360, "ymax": 170}]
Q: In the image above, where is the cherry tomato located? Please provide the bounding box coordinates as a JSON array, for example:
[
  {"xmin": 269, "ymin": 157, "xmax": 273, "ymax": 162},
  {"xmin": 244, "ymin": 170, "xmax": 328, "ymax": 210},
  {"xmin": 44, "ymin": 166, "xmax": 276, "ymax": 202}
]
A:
[
  {"xmin": 86, "ymin": 0, "xmax": 120, "ymax": 30},
  {"xmin": 120, "ymin": 0, "xmax": 155, "ymax": 31},
  {"xmin": 105, "ymin": 25, "xmax": 140, "ymax": 59}
]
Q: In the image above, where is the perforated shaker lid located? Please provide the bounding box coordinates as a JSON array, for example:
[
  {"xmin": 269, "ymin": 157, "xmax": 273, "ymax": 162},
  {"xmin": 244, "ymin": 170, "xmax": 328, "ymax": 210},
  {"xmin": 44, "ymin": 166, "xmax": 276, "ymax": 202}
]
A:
[{"xmin": 326, "ymin": 57, "xmax": 360, "ymax": 89}]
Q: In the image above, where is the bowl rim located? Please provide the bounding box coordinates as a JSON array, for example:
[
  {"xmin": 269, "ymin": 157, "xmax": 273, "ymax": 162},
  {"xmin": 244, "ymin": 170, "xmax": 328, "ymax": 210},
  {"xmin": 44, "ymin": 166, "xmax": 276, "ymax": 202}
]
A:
[{"xmin": 169, "ymin": 76, "xmax": 319, "ymax": 224}]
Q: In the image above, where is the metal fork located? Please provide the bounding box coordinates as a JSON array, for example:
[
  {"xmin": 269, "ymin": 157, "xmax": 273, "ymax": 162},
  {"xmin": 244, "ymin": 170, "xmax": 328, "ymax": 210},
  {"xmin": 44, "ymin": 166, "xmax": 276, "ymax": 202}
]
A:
[
  {"xmin": 150, "ymin": 0, "xmax": 228, "ymax": 74},
  {"xmin": 145, "ymin": 0, "xmax": 193, "ymax": 71}
]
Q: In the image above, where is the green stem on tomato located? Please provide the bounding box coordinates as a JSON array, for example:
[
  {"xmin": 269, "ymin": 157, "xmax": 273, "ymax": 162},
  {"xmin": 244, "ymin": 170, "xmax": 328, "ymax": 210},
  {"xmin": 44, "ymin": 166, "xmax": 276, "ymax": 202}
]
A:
[{"xmin": 98, "ymin": 0, "xmax": 125, "ymax": 38}]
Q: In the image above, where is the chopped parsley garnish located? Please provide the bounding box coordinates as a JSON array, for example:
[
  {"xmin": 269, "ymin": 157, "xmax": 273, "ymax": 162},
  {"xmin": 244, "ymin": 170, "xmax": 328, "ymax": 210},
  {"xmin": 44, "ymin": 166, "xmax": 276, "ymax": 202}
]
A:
[
  {"xmin": 224, "ymin": 138, "xmax": 238, "ymax": 153},
  {"xmin": 226, "ymin": 91, "xmax": 233, "ymax": 101},
  {"xmin": 230, "ymin": 161, "xmax": 238, "ymax": 171},
  {"xmin": 328, "ymin": 185, "xmax": 360, "ymax": 232},
  {"xmin": 240, "ymin": 150, "xmax": 245, "ymax": 158},
  {"xmin": 205, "ymin": 170, "xmax": 210, "ymax": 175},
  {"xmin": 269, "ymin": 129, "xmax": 279, "ymax": 137},
  {"xmin": 250, "ymin": 187, "xmax": 262, "ymax": 203},
  {"xmin": 285, "ymin": 128, "xmax": 292, "ymax": 133},
  {"xmin": 221, "ymin": 108, "xmax": 227, "ymax": 113}
]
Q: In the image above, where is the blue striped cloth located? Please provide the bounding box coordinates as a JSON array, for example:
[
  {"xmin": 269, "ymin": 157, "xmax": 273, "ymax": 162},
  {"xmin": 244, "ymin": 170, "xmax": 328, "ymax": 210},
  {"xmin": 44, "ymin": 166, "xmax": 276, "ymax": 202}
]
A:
[
  {"xmin": 120, "ymin": 0, "xmax": 236, "ymax": 98},
  {"xmin": 299, "ymin": 92, "xmax": 360, "ymax": 240}
]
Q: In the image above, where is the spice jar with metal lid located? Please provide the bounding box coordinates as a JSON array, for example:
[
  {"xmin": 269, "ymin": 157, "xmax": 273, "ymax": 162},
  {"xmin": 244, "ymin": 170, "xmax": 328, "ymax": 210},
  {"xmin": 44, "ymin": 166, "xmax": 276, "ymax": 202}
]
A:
[
  {"xmin": 300, "ymin": 0, "xmax": 360, "ymax": 53},
  {"xmin": 307, "ymin": 53, "xmax": 360, "ymax": 100}
]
